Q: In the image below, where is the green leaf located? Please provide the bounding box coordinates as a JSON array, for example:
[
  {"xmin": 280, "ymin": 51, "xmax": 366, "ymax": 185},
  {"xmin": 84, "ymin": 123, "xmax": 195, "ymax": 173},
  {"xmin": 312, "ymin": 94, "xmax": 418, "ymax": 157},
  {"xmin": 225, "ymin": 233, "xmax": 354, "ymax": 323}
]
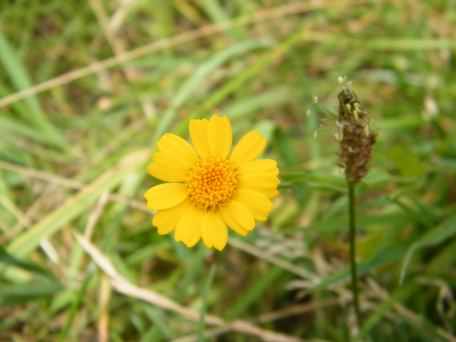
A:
[
  {"xmin": 0, "ymin": 246, "xmax": 52, "ymax": 278},
  {"xmin": 0, "ymin": 115, "xmax": 63, "ymax": 147},
  {"xmin": 399, "ymin": 214, "xmax": 456, "ymax": 284},
  {"xmin": 387, "ymin": 145, "xmax": 427, "ymax": 178},
  {"xmin": 198, "ymin": 264, "xmax": 216, "ymax": 341},
  {"xmin": 0, "ymin": 33, "xmax": 67, "ymax": 149},
  {"xmin": 313, "ymin": 245, "xmax": 404, "ymax": 291},
  {"xmin": 4, "ymin": 150, "xmax": 148, "ymax": 281},
  {"xmin": 0, "ymin": 276, "xmax": 62, "ymax": 305},
  {"xmin": 152, "ymin": 40, "xmax": 270, "ymax": 142},
  {"xmin": 225, "ymin": 87, "xmax": 291, "ymax": 119},
  {"xmin": 199, "ymin": 28, "xmax": 305, "ymax": 112},
  {"xmin": 225, "ymin": 267, "xmax": 285, "ymax": 320},
  {"xmin": 281, "ymin": 171, "xmax": 346, "ymax": 192}
]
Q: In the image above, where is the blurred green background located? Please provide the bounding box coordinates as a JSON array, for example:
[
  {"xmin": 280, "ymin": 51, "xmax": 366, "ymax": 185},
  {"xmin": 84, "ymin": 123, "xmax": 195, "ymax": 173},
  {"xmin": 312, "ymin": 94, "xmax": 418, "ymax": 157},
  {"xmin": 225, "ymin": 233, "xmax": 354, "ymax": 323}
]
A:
[{"xmin": 1, "ymin": 0, "xmax": 455, "ymax": 341}]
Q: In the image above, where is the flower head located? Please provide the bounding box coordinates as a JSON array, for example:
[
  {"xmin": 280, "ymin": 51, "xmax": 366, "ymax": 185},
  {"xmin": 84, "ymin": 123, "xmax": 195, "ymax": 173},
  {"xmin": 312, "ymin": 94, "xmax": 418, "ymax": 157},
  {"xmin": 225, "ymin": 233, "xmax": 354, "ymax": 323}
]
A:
[
  {"xmin": 337, "ymin": 88, "xmax": 376, "ymax": 183},
  {"xmin": 145, "ymin": 114, "xmax": 279, "ymax": 250}
]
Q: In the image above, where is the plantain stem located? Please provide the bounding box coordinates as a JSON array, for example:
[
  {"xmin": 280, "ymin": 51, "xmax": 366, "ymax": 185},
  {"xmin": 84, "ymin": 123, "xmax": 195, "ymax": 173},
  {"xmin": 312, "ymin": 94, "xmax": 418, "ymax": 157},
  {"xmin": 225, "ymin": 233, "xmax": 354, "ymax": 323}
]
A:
[{"xmin": 348, "ymin": 181, "xmax": 361, "ymax": 328}]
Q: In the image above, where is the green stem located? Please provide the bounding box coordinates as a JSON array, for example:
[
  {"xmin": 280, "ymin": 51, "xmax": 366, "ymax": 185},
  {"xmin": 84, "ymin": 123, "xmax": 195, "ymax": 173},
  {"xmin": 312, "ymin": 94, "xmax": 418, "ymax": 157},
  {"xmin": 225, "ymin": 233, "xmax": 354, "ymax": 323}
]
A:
[
  {"xmin": 198, "ymin": 263, "xmax": 216, "ymax": 342},
  {"xmin": 348, "ymin": 181, "xmax": 361, "ymax": 328}
]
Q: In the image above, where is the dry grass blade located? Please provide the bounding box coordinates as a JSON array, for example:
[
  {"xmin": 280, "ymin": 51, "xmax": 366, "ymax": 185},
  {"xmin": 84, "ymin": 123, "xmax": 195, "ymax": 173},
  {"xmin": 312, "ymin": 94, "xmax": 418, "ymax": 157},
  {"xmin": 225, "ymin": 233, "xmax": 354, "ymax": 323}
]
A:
[
  {"xmin": 256, "ymin": 300, "xmax": 342, "ymax": 324},
  {"xmin": 89, "ymin": 0, "xmax": 151, "ymax": 117},
  {"xmin": 0, "ymin": 161, "xmax": 148, "ymax": 213},
  {"xmin": 0, "ymin": 195, "xmax": 58, "ymax": 262},
  {"xmin": 6, "ymin": 150, "xmax": 149, "ymax": 260},
  {"xmin": 98, "ymin": 275, "xmax": 112, "ymax": 342},
  {"xmin": 229, "ymin": 238, "xmax": 318, "ymax": 282},
  {"xmin": 76, "ymin": 234, "xmax": 302, "ymax": 342},
  {"xmin": 0, "ymin": 1, "xmax": 331, "ymax": 109},
  {"xmin": 84, "ymin": 192, "xmax": 110, "ymax": 239}
]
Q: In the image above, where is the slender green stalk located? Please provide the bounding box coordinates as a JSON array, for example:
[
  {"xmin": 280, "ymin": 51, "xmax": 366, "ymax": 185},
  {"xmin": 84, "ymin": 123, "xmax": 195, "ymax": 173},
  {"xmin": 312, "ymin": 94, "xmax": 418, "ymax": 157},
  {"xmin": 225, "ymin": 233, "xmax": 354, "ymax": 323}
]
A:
[
  {"xmin": 198, "ymin": 263, "xmax": 216, "ymax": 342},
  {"xmin": 348, "ymin": 181, "xmax": 361, "ymax": 328}
]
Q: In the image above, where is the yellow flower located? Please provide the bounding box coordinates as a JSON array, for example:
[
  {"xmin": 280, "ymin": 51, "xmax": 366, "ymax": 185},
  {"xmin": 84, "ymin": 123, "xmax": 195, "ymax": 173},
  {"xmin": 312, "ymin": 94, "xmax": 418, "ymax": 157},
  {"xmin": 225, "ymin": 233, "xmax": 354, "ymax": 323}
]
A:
[{"xmin": 144, "ymin": 114, "xmax": 279, "ymax": 251}]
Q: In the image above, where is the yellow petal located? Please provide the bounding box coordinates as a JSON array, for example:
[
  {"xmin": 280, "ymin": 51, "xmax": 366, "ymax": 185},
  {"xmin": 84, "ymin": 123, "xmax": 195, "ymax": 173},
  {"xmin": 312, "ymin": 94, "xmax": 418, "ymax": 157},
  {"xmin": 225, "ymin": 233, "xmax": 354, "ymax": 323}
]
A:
[
  {"xmin": 239, "ymin": 159, "xmax": 279, "ymax": 199},
  {"xmin": 148, "ymin": 159, "xmax": 189, "ymax": 182},
  {"xmin": 157, "ymin": 133, "xmax": 197, "ymax": 161},
  {"xmin": 230, "ymin": 131, "xmax": 266, "ymax": 165},
  {"xmin": 236, "ymin": 189, "xmax": 272, "ymax": 222},
  {"xmin": 262, "ymin": 188, "xmax": 279, "ymax": 198},
  {"xmin": 189, "ymin": 119, "xmax": 210, "ymax": 159},
  {"xmin": 202, "ymin": 212, "xmax": 228, "ymax": 251},
  {"xmin": 144, "ymin": 183, "xmax": 187, "ymax": 211},
  {"xmin": 174, "ymin": 206, "xmax": 202, "ymax": 247},
  {"xmin": 240, "ymin": 159, "xmax": 278, "ymax": 176},
  {"xmin": 240, "ymin": 177, "xmax": 279, "ymax": 199},
  {"xmin": 208, "ymin": 115, "xmax": 232, "ymax": 159},
  {"xmin": 242, "ymin": 174, "xmax": 279, "ymax": 187},
  {"xmin": 148, "ymin": 133, "xmax": 197, "ymax": 182},
  {"xmin": 152, "ymin": 201, "xmax": 188, "ymax": 235},
  {"xmin": 220, "ymin": 201, "xmax": 255, "ymax": 236},
  {"xmin": 220, "ymin": 208, "xmax": 248, "ymax": 236}
]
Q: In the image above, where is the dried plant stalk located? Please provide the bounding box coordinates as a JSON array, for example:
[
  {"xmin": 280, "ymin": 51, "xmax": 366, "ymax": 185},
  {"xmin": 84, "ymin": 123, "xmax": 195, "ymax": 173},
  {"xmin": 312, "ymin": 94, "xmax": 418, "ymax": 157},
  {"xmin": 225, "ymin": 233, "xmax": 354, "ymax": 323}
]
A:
[{"xmin": 337, "ymin": 87, "xmax": 376, "ymax": 330}]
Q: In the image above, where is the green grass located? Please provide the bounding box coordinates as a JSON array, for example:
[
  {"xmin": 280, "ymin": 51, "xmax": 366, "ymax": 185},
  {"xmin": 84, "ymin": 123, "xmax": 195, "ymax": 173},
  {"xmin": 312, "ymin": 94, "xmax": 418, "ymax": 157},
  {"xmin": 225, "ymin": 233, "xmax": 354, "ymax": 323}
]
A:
[{"xmin": 1, "ymin": 1, "xmax": 456, "ymax": 341}]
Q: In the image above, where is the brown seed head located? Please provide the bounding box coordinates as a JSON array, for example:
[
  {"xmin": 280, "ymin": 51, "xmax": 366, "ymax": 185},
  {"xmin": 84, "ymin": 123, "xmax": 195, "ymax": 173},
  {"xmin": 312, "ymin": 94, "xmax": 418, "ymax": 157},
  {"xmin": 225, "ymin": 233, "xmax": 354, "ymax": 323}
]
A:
[{"xmin": 337, "ymin": 88, "xmax": 376, "ymax": 183}]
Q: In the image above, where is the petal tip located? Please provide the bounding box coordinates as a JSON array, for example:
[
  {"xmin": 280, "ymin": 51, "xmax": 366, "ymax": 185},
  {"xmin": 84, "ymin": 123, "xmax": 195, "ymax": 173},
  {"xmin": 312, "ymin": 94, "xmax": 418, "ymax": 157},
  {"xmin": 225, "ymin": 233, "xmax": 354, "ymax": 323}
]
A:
[{"xmin": 213, "ymin": 244, "xmax": 226, "ymax": 251}]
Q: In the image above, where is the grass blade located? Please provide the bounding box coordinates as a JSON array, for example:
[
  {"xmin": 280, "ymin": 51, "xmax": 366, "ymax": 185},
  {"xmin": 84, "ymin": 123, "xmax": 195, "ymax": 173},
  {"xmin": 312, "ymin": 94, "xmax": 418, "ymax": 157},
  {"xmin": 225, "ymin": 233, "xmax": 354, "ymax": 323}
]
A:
[
  {"xmin": 152, "ymin": 39, "xmax": 270, "ymax": 142},
  {"xmin": 5, "ymin": 150, "xmax": 148, "ymax": 280},
  {"xmin": 0, "ymin": 33, "xmax": 67, "ymax": 148}
]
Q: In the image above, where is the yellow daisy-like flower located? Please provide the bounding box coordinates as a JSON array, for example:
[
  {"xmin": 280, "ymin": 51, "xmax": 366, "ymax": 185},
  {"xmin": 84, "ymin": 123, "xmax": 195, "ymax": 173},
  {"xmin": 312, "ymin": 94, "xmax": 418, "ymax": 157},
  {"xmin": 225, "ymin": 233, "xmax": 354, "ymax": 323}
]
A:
[{"xmin": 144, "ymin": 114, "xmax": 279, "ymax": 251}]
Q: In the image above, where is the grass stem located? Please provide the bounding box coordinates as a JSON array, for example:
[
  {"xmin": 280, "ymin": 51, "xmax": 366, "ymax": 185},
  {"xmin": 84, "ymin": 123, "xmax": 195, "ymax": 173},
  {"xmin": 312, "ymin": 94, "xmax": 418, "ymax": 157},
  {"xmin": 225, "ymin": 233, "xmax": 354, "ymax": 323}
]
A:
[
  {"xmin": 198, "ymin": 263, "xmax": 216, "ymax": 342},
  {"xmin": 348, "ymin": 181, "xmax": 361, "ymax": 328}
]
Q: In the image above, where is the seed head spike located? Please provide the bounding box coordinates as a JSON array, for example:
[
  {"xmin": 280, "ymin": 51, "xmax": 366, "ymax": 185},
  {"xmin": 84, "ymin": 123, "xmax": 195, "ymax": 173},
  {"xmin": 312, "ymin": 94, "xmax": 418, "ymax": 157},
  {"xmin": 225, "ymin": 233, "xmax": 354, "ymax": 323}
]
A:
[{"xmin": 338, "ymin": 87, "xmax": 376, "ymax": 183}]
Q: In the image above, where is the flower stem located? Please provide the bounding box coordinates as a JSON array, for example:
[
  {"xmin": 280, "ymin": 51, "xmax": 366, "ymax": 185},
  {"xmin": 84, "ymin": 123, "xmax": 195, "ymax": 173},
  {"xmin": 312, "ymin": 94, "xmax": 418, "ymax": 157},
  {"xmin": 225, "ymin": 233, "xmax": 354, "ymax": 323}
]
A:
[{"xmin": 348, "ymin": 181, "xmax": 361, "ymax": 328}]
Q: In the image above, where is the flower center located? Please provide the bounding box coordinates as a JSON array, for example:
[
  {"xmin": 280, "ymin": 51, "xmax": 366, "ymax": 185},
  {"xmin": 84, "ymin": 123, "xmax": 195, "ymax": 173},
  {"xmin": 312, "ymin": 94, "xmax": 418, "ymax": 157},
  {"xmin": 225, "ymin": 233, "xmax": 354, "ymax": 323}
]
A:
[{"xmin": 187, "ymin": 158, "xmax": 239, "ymax": 211}]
